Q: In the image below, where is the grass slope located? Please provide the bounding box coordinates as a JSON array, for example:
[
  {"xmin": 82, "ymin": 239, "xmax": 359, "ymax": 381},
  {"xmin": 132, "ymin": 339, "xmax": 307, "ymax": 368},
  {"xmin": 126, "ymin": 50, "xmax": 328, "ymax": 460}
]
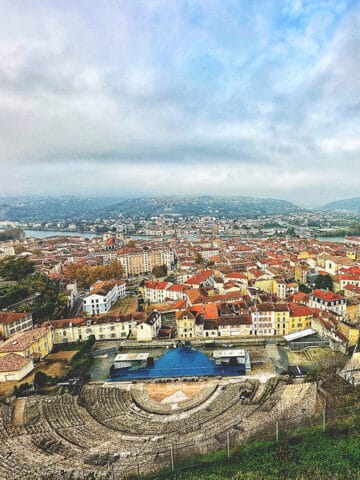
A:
[{"xmin": 147, "ymin": 423, "xmax": 360, "ymax": 480}]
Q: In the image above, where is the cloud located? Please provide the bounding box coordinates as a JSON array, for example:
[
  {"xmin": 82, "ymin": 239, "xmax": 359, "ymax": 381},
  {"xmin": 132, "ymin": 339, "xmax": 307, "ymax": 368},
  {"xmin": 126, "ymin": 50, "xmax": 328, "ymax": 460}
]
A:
[{"xmin": 0, "ymin": 0, "xmax": 359, "ymax": 205}]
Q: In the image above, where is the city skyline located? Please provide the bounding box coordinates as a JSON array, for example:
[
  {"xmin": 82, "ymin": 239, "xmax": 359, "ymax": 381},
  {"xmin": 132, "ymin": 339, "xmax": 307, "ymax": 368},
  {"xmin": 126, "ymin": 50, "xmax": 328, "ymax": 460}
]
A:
[{"xmin": 0, "ymin": 0, "xmax": 359, "ymax": 205}]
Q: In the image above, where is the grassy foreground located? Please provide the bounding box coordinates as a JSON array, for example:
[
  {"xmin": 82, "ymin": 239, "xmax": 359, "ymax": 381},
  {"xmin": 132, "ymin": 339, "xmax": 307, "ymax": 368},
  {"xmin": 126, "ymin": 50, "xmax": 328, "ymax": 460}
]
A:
[{"xmin": 146, "ymin": 422, "xmax": 360, "ymax": 480}]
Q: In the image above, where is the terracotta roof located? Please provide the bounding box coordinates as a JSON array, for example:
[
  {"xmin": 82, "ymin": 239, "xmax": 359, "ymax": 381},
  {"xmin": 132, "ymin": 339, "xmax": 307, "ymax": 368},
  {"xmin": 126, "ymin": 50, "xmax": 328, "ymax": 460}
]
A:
[
  {"xmin": 0, "ymin": 312, "xmax": 30, "ymax": 325},
  {"xmin": 145, "ymin": 281, "xmax": 169, "ymax": 290},
  {"xmin": 0, "ymin": 327, "xmax": 51, "ymax": 353},
  {"xmin": 190, "ymin": 304, "xmax": 219, "ymax": 320},
  {"xmin": 293, "ymin": 292, "xmax": 309, "ymax": 303},
  {"xmin": 173, "ymin": 300, "xmax": 187, "ymax": 310},
  {"xmin": 0, "ymin": 353, "xmax": 32, "ymax": 372},
  {"xmin": 89, "ymin": 280, "xmax": 124, "ymax": 296},
  {"xmin": 167, "ymin": 284, "xmax": 190, "ymax": 292},
  {"xmin": 184, "ymin": 270, "xmax": 213, "ymax": 285},
  {"xmin": 311, "ymin": 289, "xmax": 344, "ymax": 302},
  {"xmin": 176, "ymin": 309, "xmax": 195, "ymax": 320},
  {"xmin": 50, "ymin": 312, "xmax": 145, "ymax": 329},
  {"xmin": 217, "ymin": 314, "xmax": 252, "ymax": 326},
  {"xmin": 185, "ymin": 289, "xmax": 202, "ymax": 304},
  {"xmin": 226, "ymin": 272, "xmax": 247, "ymax": 279},
  {"xmin": 288, "ymin": 303, "xmax": 313, "ymax": 317}
]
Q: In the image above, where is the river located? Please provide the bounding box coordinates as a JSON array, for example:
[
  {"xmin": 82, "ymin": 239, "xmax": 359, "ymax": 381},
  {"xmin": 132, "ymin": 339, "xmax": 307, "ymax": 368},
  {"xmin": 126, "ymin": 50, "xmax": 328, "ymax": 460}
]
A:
[
  {"xmin": 316, "ymin": 236, "xmax": 345, "ymax": 243},
  {"xmin": 21, "ymin": 230, "xmax": 152, "ymax": 240}
]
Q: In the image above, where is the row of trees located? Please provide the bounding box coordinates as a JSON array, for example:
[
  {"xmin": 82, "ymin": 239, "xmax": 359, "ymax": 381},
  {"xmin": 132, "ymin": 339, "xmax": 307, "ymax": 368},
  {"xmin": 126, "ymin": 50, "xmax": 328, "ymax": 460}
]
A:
[
  {"xmin": 0, "ymin": 256, "xmax": 34, "ymax": 281},
  {"xmin": 0, "ymin": 228, "xmax": 24, "ymax": 242},
  {"xmin": 0, "ymin": 257, "xmax": 67, "ymax": 321},
  {"xmin": 63, "ymin": 260, "xmax": 124, "ymax": 289},
  {"xmin": 299, "ymin": 274, "xmax": 334, "ymax": 294}
]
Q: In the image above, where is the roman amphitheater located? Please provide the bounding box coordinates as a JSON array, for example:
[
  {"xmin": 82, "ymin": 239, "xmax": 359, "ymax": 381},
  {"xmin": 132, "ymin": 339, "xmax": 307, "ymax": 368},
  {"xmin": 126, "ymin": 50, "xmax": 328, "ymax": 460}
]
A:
[{"xmin": 0, "ymin": 377, "xmax": 321, "ymax": 479}]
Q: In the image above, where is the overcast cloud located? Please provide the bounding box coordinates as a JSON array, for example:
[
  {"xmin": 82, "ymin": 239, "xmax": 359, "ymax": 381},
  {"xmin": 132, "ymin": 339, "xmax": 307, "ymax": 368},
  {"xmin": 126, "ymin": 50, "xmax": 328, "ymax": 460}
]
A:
[{"xmin": 0, "ymin": 0, "xmax": 359, "ymax": 206}]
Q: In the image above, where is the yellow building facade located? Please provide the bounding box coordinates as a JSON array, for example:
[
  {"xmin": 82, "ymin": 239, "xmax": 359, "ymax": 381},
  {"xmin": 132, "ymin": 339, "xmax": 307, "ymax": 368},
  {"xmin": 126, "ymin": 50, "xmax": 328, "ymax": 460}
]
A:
[
  {"xmin": 0, "ymin": 327, "xmax": 53, "ymax": 359},
  {"xmin": 176, "ymin": 310, "xmax": 196, "ymax": 339}
]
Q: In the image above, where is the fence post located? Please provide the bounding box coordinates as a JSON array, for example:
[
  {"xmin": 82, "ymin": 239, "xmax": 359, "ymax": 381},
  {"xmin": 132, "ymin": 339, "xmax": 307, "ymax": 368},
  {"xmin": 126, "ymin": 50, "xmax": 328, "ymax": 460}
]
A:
[
  {"xmin": 275, "ymin": 421, "xmax": 279, "ymax": 442},
  {"xmin": 170, "ymin": 444, "xmax": 174, "ymax": 471},
  {"xmin": 227, "ymin": 430, "xmax": 230, "ymax": 459}
]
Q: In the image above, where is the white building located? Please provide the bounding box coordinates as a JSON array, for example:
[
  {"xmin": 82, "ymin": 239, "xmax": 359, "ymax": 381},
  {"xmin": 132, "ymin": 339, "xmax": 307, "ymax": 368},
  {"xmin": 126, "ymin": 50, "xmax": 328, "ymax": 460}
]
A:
[
  {"xmin": 50, "ymin": 313, "xmax": 145, "ymax": 343},
  {"xmin": 309, "ymin": 289, "xmax": 346, "ymax": 317},
  {"xmin": 136, "ymin": 311, "xmax": 162, "ymax": 341},
  {"xmin": 144, "ymin": 281, "xmax": 189, "ymax": 304},
  {"xmin": 83, "ymin": 281, "xmax": 126, "ymax": 315},
  {"xmin": 144, "ymin": 281, "xmax": 170, "ymax": 304},
  {"xmin": 0, "ymin": 353, "xmax": 34, "ymax": 382},
  {"xmin": 0, "ymin": 242, "xmax": 15, "ymax": 258},
  {"xmin": 0, "ymin": 312, "xmax": 33, "ymax": 339}
]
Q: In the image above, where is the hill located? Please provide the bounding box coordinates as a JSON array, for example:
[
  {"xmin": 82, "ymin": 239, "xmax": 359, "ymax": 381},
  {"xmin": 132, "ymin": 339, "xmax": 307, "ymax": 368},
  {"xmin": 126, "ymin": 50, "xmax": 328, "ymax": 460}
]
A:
[
  {"xmin": 149, "ymin": 423, "xmax": 360, "ymax": 479},
  {"xmin": 322, "ymin": 197, "xmax": 360, "ymax": 211},
  {"xmin": 101, "ymin": 195, "xmax": 304, "ymax": 219},
  {"xmin": 0, "ymin": 195, "xmax": 304, "ymax": 221},
  {"xmin": 0, "ymin": 196, "xmax": 123, "ymax": 221}
]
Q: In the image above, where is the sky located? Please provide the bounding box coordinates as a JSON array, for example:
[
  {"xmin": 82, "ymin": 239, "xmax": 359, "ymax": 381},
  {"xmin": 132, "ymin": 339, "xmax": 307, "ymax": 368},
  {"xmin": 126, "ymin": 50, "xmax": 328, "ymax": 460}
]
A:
[{"xmin": 0, "ymin": 0, "xmax": 359, "ymax": 207}]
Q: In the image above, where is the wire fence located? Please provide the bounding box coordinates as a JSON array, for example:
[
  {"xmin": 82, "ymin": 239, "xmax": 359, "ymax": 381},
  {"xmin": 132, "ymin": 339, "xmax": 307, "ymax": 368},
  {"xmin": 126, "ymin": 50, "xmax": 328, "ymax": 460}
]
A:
[{"xmin": 111, "ymin": 404, "xmax": 359, "ymax": 479}]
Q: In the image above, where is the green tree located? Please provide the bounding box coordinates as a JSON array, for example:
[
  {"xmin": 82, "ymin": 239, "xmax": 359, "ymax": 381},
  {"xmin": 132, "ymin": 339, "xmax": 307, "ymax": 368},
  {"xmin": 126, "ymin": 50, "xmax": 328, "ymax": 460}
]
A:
[
  {"xmin": 0, "ymin": 256, "xmax": 34, "ymax": 281},
  {"xmin": 0, "ymin": 228, "xmax": 24, "ymax": 241},
  {"xmin": 195, "ymin": 253, "xmax": 204, "ymax": 265},
  {"xmin": 19, "ymin": 272, "xmax": 66, "ymax": 322},
  {"xmin": 314, "ymin": 274, "xmax": 334, "ymax": 291},
  {"xmin": 299, "ymin": 284, "xmax": 311, "ymax": 294},
  {"xmin": 152, "ymin": 264, "xmax": 168, "ymax": 278},
  {"xmin": 33, "ymin": 371, "xmax": 49, "ymax": 389}
]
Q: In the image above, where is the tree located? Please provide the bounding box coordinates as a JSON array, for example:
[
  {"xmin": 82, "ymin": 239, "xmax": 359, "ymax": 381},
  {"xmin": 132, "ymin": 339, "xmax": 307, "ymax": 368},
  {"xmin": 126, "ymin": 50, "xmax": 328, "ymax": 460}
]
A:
[
  {"xmin": 299, "ymin": 284, "xmax": 312, "ymax": 294},
  {"xmin": 0, "ymin": 256, "xmax": 35, "ymax": 281},
  {"xmin": 314, "ymin": 274, "xmax": 334, "ymax": 291},
  {"xmin": 33, "ymin": 371, "xmax": 49, "ymax": 389},
  {"xmin": 18, "ymin": 272, "xmax": 67, "ymax": 322},
  {"xmin": 195, "ymin": 253, "xmax": 204, "ymax": 265},
  {"xmin": 63, "ymin": 261, "xmax": 124, "ymax": 289},
  {"xmin": 152, "ymin": 264, "xmax": 168, "ymax": 278},
  {"xmin": 0, "ymin": 228, "xmax": 24, "ymax": 241}
]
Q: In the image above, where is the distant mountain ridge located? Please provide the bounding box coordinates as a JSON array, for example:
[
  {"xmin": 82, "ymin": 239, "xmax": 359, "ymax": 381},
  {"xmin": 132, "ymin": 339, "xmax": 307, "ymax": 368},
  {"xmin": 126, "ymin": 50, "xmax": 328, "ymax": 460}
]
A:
[
  {"xmin": 100, "ymin": 195, "xmax": 304, "ymax": 219},
  {"xmin": 321, "ymin": 197, "xmax": 360, "ymax": 211},
  {"xmin": 0, "ymin": 196, "xmax": 123, "ymax": 221},
  {"xmin": 0, "ymin": 195, "xmax": 304, "ymax": 221}
]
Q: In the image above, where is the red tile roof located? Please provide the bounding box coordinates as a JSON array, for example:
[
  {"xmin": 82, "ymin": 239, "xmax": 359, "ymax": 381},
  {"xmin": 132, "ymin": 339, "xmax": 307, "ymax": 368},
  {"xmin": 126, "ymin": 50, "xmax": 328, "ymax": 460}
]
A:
[
  {"xmin": 0, "ymin": 326, "xmax": 51, "ymax": 353},
  {"xmin": 311, "ymin": 289, "xmax": 344, "ymax": 302},
  {"xmin": 145, "ymin": 281, "xmax": 169, "ymax": 290},
  {"xmin": 0, "ymin": 353, "xmax": 32, "ymax": 372},
  {"xmin": 288, "ymin": 303, "xmax": 313, "ymax": 317},
  {"xmin": 0, "ymin": 312, "xmax": 30, "ymax": 325},
  {"xmin": 185, "ymin": 270, "xmax": 213, "ymax": 285},
  {"xmin": 190, "ymin": 303, "xmax": 219, "ymax": 320}
]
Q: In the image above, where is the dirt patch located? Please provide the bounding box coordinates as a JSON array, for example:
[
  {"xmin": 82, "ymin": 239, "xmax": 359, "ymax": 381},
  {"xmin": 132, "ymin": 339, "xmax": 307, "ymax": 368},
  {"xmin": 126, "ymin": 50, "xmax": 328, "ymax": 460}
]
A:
[
  {"xmin": 145, "ymin": 382, "xmax": 207, "ymax": 402},
  {"xmin": 306, "ymin": 347, "xmax": 335, "ymax": 363},
  {"xmin": 287, "ymin": 351, "xmax": 312, "ymax": 365},
  {"xmin": 37, "ymin": 360, "xmax": 70, "ymax": 378},
  {"xmin": 47, "ymin": 350, "xmax": 78, "ymax": 362},
  {"xmin": 0, "ymin": 358, "xmax": 70, "ymax": 399},
  {"xmin": 0, "ymin": 370, "xmax": 35, "ymax": 399},
  {"xmin": 108, "ymin": 297, "xmax": 138, "ymax": 315},
  {"xmin": 13, "ymin": 398, "xmax": 26, "ymax": 426},
  {"xmin": 0, "ymin": 382, "xmax": 16, "ymax": 398}
]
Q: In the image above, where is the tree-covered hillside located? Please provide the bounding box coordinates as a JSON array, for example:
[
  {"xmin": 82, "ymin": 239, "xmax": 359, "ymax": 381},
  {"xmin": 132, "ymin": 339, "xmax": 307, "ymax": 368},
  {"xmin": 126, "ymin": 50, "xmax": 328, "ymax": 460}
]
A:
[
  {"xmin": 322, "ymin": 197, "xmax": 360, "ymax": 212},
  {"xmin": 101, "ymin": 196, "xmax": 304, "ymax": 219}
]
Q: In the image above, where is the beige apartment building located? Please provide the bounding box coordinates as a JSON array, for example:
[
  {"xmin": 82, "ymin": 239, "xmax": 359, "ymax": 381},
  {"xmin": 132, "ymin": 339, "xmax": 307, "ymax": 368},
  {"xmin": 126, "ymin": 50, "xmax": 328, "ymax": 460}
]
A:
[{"xmin": 118, "ymin": 249, "xmax": 174, "ymax": 276}]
